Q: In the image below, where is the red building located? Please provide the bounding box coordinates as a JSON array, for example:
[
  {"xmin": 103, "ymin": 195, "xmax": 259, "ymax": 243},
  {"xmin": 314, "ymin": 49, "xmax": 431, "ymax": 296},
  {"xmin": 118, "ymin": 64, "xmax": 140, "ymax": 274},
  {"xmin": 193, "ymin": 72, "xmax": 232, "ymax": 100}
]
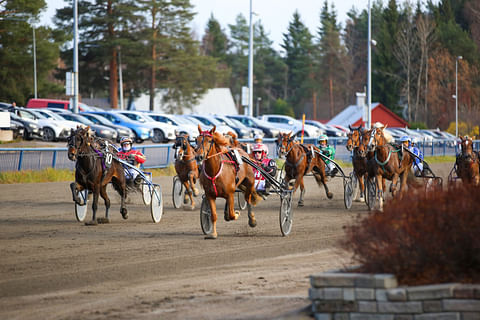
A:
[{"xmin": 328, "ymin": 102, "xmax": 408, "ymax": 128}]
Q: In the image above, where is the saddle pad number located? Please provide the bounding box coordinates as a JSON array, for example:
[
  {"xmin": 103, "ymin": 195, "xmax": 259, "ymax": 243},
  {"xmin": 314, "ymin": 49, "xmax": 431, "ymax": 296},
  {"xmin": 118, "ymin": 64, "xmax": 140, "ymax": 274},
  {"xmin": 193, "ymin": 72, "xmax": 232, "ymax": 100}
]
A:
[{"xmin": 105, "ymin": 152, "xmax": 113, "ymax": 168}]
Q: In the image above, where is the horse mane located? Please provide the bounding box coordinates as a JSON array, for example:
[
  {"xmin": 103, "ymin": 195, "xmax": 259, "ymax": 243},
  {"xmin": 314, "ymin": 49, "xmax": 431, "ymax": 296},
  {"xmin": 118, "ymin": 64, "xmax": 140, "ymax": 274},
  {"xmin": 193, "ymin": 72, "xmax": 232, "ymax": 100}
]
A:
[
  {"xmin": 225, "ymin": 131, "xmax": 239, "ymax": 147},
  {"xmin": 212, "ymin": 131, "xmax": 229, "ymax": 147}
]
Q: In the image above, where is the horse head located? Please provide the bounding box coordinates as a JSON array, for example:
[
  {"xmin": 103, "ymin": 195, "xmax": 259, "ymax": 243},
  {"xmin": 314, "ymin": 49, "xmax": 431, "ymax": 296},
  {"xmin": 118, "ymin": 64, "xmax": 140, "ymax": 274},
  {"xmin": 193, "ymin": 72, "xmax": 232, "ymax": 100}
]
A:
[
  {"xmin": 174, "ymin": 134, "xmax": 191, "ymax": 160},
  {"xmin": 346, "ymin": 128, "xmax": 361, "ymax": 151},
  {"xmin": 277, "ymin": 132, "xmax": 294, "ymax": 158},
  {"xmin": 460, "ymin": 135, "xmax": 475, "ymax": 160},
  {"xmin": 195, "ymin": 125, "xmax": 215, "ymax": 162},
  {"xmin": 67, "ymin": 126, "xmax": 93, "ymax": 161}
]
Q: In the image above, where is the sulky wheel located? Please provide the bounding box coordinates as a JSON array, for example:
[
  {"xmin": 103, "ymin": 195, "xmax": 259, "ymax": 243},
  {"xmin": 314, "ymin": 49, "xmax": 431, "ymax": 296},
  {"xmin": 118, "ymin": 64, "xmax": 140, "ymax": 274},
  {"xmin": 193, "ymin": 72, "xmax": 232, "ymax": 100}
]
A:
[
  {"xmin": 279, "ymin": 192, "xmax": 293, "ymax": 236},
  {"xmin": 74, "ymin": 189, "xmax": 88, "ymax": 222},
  {"xmin": 150, "ymin": 185, "xmax": 163, "ymax": 223},
  {"xmin": 172, "ymin": 176, "xmax": 183, "ymax": 209},
  {"xmin": 366, "ymin": 177, "xmax": 377, "ymax": 211},
  {"xmin": 200, "ymin": 195, "xmax": 213, "ymax": 235},
  {"xmin": 236, "ymin": 192, "xmax": 247, "ymax": 210},
  {"xmin": 142, "ymin": 176, "xmax": 152, "ymax": 206},
  {"xmin": 343, "ymin": 178, "xmax": 354, "ymax": 210}
]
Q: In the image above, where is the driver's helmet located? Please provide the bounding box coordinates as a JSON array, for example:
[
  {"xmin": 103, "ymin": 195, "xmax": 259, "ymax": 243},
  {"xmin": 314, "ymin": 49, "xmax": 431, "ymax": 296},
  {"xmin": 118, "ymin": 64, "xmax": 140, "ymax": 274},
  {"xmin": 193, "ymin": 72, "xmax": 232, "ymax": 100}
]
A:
[
  {"xmin": 120, "ymin": 136, "xmax": 133, "ymax": 151},
  {"xmin": 252, "ymin": 143, "xmax": 267, "ymax": 159},
  {"xmin": 254, "ymin": 133, "xmax": 263, "ymax": 143},
  {"xmin": 318, "ymin": 134, "xmax": 328, "ymax": 143},
  {"xmin": 399, "ymin": 135, "xmax": 411, "ymax": 143}
]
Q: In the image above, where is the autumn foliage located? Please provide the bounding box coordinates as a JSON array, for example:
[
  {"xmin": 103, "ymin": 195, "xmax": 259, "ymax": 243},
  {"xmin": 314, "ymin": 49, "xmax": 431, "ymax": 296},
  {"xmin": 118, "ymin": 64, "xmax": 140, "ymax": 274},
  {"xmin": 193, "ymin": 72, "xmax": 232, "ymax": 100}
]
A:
[{"xmin": 341, "ymin": 186, "xmax": 480, "ymax": 285}]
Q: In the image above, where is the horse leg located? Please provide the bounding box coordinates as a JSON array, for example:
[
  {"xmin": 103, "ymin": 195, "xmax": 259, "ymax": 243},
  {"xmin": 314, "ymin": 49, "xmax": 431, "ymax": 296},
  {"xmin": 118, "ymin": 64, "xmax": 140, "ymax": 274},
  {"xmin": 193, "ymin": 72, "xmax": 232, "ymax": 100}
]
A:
[
  {"xmin": 224, "ymin": 192, "xmax": 239, "ymax": 221},
  {"xmin": 357, "ymin": 174, "xmax": 365, "ymax": 202},
  {"xmin": 247, "ymin": 202, "xmax": 256, "ymax": 227},
  {"xmin": 314, "ymin": 169, "xmax": 333, "ymax": 199},
  {"xmin": 85, "ymin": 189, "xmax": 100, "ymax": 226},
  {"xmin": 296, "ymin": 176, "xmax": 306, "ymax": 207},
  {"xmin": 189, "ymin": 172, "xmax": 199, "ymax": 197},
  {"xmin": 116, "ymin": 177, "xmax": 128, "ymax": 220},
  {"xmin": 70, "ymin": 182, "xmax": 83, "ymax": 205},
  {"xmin": 183, "ymin": 181, "xmax": 191, "ymax": 204},
  {"xmin": 205, "ymin": 197, "xmax": 218, "ymax": 239},
  {"xmin": 391, "ymin": 173, "xmax": 399, "ymax": 197},
  {"xmin": 375, "ymin": 174, "xmax": 384, "ymax": 211},
  {"xmin": 97, "ymin": 185, "xmax": 111, "ymax": 224}
]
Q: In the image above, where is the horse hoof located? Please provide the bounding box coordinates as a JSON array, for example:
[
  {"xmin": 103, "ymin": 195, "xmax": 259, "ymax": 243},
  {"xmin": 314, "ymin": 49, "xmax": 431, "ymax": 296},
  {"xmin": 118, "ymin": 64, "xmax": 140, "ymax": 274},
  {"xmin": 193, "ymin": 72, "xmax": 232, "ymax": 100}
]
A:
[
  {"xmin": 234, "ymin": 211, "xmax": 240, "ymax": 220},
  {"xmin": 183, "ymin": 196, "xmax": 190, "ymax": 204},
  {"xmin": 193, "ymin": 188, "xmax": 200, "ymax": 197},
  {"xmin": 327, "ymin": 192, "xmax": 333, "ymax": 199},
  {"xmin": 248, "ymin": 219, "xmax": 257, "ymax": 228},
  {"xmin": 357, "ymin": 197, "xmax": 365, "ymax": 203},
  {"xmin": 120, "ymin": 208, "xmax": 128, "ymax": 220},
  {"xmin": 298, "ymin": 201, "xmax": 304, "ymax": 207},
  {"xmin": 205, "ymin": 233, "xmax": 217, "ymax": 240},
  {"xmin": 85, "ymin": 220, "xmax": 98, "ymax": 226},
  {"xmin": 190, "ymin": 205, "xmax": 195, "ymax": 211},
  {"xmin": 97, "ymin": 217, "xmax": 110, "ymax": 224}
]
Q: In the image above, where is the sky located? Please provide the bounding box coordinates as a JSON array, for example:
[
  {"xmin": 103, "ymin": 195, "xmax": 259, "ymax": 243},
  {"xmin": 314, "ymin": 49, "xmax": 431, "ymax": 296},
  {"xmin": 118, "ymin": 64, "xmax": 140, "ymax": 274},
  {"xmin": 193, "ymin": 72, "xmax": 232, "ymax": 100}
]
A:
[{"xmin": 41, "ymin": 0, "xmax": 369, "ymax": 51}]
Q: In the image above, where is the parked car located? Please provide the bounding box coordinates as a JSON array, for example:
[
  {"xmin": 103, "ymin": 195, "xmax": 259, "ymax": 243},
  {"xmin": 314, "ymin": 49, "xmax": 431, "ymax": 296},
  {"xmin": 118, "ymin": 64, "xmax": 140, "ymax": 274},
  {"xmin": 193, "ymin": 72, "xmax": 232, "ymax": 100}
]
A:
[
  {"xmin": 1, "ymin": 111, "xmax": 24, "ymax": 139},
  {"xmin": 58, "ymin": 113, "xmax": 118, "ymax": 141},
  {"xmin": 7, "ymin": 111, "xmax": 43, "ymax": 140},
  {"xmin": 183, "ymin": 114, "xmax": 234, "ymax": 135},
  {"xmin": 9, "ymin": 107, "xmax": 73, "ymax": 141},
  {"xmin": 113, "ymin": 110, "xmax": 175, "ymax": 143},
  {"xmin": 213, "ymin": 114, "xmax": 260, "ymax": 138},
  {"xmin": 30, "ymin": 108, "xmax": 82, "ymax": 130},
  {"xmin": 80, "ymin": 112, "xmax": 134, "ymax": 143},
  {"xmin": 227, "ymin": 115, "xmax": 282, "ymax": 138},
  {"xmin": 305, "ymin": 120, "xmax": 343, "ymax": 138},
  {"xmin": 259, "ymin": 114, "xmax": 322, "ymax": 138},
  {"xmin": 84, "ymin": 111, "xmax": 153, "ymax": 143},
  {"xmin": 146, "ymin": 113, "xmax": 198, "ymax": 139},
  {"xmin": 25, "ymin": 98, "xmax": 102, "ymax": 112}
]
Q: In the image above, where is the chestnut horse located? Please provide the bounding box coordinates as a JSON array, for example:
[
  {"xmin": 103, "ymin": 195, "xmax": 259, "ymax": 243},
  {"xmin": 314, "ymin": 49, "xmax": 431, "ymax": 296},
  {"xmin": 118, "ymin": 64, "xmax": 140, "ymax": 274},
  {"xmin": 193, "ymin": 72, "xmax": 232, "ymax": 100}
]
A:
[
  {"xmin": 456, "ymin": 135, "xmax": 480, "ymax": 185},
  {"xmin": 173, "ymin": 134, "xmax": 200, "ymax": 209},
  {"xmin": 277, "ymin": 132, "xmax": 332, "ymax": 206},
  {"xmin": 195, "ymin": 125, "xmax": 261, "ymax": 239},
  {"xmin": 67, "ymin": 127, "xmax": 128, "ymax": 225},
  {"xmin": 346, "ymin": 125, "xmax": 367, "ymax": 202},
  {"xmin": 366, "ymin": 127, "xmax": 413, "ymax": 210}
]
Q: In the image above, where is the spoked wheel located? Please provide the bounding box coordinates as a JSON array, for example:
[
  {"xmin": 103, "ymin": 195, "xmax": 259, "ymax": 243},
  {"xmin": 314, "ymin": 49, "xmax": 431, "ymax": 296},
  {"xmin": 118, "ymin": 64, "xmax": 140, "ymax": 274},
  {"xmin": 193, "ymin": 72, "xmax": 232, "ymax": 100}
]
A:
[
  {"xmin": 343, "ymin": 178, "xmax": 354, "ymax": 210},
  {"xmin": 150, "ymin": 185, "xmax": 163, "ymax": 223},
  {"xmin": 350, "ymin": 172, "xmax": 359, "ymax": 200},
  {"xmin": 74, "ymin": 189, "xmax": 88, "ymax": 222},
  {"xmin": 142, "ymin": 175, "xmax": 152, "ymax": 206},
  {"xmin": 366, "ymin": 178, "xmax": 377, "ymax": 211},
  {"xmin": 200, "ymin": 196, "xmax": 213, "ymax": 235},
  {"xmin": 236, "ymin": 192, "xmax": 247, "ymax": 210},
  {"xmin": 279, "ymin": 192, "xmax": 293, "ymax": 236},
  {"xmin": 172, "ymin": 176, "xmax": 183, "ymax": 209}
]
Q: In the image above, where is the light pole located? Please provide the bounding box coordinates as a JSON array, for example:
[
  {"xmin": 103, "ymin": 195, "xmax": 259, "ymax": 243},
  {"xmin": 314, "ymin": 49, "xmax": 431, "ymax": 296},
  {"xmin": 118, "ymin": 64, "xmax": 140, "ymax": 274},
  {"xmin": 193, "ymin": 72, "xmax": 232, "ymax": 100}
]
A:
[
  {"xmin": 72, "ymin": 0, "xmax": 79, "ymax": 113},
  {"xmin": 33, "ymin": 26, "xmax": 37, "ymax": 98},
  {"xmin": 247, "ymin": 0, "xmax": 254, "ymax": 117},
  {"xmin": 455, "ymin": 56, "xmax": 462, "ymax": 137},
  {"xmin": 256, "ymin": 97, "xmax": 261, "ymax": 117},
  {"xmin": 367, "ymin": 0, "xmax": 372, "ymax": 129}
]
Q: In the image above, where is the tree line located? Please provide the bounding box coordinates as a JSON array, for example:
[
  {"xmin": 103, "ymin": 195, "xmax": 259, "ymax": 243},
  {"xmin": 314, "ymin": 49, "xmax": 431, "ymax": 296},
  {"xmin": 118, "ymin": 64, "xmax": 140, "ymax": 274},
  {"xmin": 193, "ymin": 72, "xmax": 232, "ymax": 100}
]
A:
[{"xmin": 1, "ymin": 0, "xmax": 479, "ymax": 130}]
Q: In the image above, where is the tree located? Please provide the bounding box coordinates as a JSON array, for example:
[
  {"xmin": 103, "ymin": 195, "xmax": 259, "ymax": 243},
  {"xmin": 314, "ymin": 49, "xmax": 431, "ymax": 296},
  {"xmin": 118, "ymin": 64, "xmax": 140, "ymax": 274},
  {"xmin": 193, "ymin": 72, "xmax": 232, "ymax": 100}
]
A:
[
  {"xmin": 281, "ymin": 10, "xmax": 315, "ymax": 117},
  {"xmin": 0, "ymin": 0, "xmax": 63, "ymax": 104}
]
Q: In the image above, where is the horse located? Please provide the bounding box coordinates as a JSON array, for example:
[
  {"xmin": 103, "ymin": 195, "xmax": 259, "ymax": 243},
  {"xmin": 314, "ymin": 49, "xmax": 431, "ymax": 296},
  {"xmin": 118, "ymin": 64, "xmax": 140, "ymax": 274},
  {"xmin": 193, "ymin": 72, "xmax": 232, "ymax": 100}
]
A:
[
  {"xmin": 456, "ymin": 135, "xmax": 480, "ymax": 186},
  {"xmin": 277, "ymin": 132, "xmax": 332, "ymax": 207},
  {"xmin": 347, "ymin": 125, "xmax": 367, "ymax": 202},
  {"xmin": 195, "ymin": 125, "xmax": 261, "ymax": 239},
  {"xmin": 366, "ymin": 126, "xmax": 413, "ymax": 210},
  {"xmin": 173, "ymin": 134, "xmax": 200, "ymax": 209},
  {"xmin": 67, "ymin": 126, "xmax": 128, "ymax": 225}
]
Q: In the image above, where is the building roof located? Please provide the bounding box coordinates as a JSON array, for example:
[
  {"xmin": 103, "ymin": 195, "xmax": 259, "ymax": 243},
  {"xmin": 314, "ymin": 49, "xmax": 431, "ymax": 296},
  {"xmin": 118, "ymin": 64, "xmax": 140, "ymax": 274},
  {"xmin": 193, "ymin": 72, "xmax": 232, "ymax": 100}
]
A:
[{"xmin": 327, "ymin": 103, "xmax": 408, "ymax": 128}]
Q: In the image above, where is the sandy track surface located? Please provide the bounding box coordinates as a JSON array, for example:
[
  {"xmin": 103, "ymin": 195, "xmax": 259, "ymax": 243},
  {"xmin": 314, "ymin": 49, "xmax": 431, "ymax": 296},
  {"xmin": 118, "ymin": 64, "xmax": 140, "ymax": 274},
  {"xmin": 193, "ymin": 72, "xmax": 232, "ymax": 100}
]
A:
[{"xmin": 0, "ymin": 163, "xmax": 451, "ymax": 320}]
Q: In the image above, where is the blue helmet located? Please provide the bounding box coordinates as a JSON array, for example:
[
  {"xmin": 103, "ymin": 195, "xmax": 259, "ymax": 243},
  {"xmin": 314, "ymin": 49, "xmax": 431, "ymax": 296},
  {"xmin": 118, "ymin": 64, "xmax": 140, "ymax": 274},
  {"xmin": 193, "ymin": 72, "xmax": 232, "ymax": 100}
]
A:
[{"xmin": 399, "ymin": 135, "xmax": 411, "ymax": 142}]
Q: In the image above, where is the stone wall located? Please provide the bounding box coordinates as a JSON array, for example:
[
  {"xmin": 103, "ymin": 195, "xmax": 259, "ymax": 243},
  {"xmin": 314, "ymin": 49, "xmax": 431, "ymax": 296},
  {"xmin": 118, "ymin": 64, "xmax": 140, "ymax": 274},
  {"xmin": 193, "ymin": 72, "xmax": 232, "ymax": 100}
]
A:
[{"xmin": 309, "ymin": 272, "xmax": 480, "ymax": 320}]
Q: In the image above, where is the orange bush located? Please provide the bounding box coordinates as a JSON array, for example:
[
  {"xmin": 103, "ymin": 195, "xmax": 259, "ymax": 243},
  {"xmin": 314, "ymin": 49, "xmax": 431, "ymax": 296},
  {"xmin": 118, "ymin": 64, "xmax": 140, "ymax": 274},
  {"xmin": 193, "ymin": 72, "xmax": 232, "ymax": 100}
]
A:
[{"xmin": 341, "ymin": 186, "xmax": 480, "ymax": 285}]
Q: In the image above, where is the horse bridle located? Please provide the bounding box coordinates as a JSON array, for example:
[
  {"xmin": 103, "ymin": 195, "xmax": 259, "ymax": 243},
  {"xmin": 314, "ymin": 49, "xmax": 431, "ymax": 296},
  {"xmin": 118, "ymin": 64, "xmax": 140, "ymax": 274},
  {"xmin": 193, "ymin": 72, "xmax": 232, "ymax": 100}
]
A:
[
  {"xmin": 174, "ymin": 136, "xmax": 196, "ymax": 163},
  {"xmin": 195, "ymin": 131, "xmax": 215, "ymax": 162},
  {"xmin": 278, "ymin": 135, "xmax": 295, "ymax": 157}
]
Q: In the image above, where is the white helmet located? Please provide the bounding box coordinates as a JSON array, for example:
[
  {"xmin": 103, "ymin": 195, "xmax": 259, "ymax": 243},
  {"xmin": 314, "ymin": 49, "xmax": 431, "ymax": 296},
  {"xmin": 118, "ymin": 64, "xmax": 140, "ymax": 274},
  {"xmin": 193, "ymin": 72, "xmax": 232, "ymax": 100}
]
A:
[{"xmin": 254, "ymin": 133, "xmax": 263, "ymax": 141}]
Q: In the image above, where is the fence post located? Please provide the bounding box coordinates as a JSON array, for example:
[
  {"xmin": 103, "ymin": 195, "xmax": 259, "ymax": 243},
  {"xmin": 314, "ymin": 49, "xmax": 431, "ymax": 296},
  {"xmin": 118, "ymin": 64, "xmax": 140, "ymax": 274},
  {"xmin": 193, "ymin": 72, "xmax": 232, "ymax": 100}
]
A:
[
  {"xmin": 18, "ymin": 150, "xmax": 24, "ymax": 171},
  {"xmin": 165, "ymin": 145, "xmax": 171, "ymax": 167},
  {"xmin": 443, "ymin": 140, "xmax": 446, "ymax": 156},
  {"xmin": 52, "ymin": 150, "xmax": 57, "ymax": 168},
  {"xmin": 431, "ymin": 139, "xmax": 434, "ymax": 156}
]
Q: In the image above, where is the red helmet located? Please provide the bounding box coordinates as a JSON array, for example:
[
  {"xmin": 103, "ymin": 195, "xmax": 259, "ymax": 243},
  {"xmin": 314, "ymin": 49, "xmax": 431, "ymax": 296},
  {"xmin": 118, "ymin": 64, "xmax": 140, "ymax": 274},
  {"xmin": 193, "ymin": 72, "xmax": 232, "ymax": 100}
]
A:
[{"xmin": 252, "ymin": 143, "xmax": 268, "ymax": 156}]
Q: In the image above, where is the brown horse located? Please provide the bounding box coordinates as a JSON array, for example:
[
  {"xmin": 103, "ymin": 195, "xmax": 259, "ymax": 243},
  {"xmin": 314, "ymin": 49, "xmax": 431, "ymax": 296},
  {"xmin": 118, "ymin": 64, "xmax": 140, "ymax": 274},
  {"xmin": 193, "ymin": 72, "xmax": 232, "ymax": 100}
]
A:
[
  {"xmin": 67, "ymin": 126, "xmax": 128, "ymax": 225},
  {"xmin": 277, "ymin": 132, "xmax": 332, "ymax": 206},
  {"xmin": 347, "ymin": 125, "xmax": 367, "ymax": 202},
  {"xmin": 195, "ymin": 125, "xmax": 261, "ymax": 239},
  {"xmin": 173, "ymin": 134, "xmax": 200, "ymax": 209},
  {"xmin": 366, "ymin": 127, "xmax": 413, "ymax": 210},
  {"xmin": 456, "ymin": 135, "xmax": 480, "ymax": 185}
]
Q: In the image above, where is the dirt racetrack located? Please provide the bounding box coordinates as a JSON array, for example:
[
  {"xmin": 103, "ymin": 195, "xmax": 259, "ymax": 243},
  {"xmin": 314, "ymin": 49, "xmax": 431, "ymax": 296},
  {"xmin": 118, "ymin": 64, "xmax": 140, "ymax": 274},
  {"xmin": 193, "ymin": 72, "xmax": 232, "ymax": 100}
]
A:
[{"xmin": 0, "ymin": 163, "xmax": 452, "ymax": 320}]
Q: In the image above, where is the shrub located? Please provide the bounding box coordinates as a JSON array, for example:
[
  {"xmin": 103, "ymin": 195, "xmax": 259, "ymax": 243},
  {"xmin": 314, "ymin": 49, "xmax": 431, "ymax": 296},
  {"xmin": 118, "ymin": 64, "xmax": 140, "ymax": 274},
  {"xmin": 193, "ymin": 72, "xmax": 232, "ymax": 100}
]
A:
[{"xmin": 341, "ymin": 185, "xmax": 480, "ymax": 285}]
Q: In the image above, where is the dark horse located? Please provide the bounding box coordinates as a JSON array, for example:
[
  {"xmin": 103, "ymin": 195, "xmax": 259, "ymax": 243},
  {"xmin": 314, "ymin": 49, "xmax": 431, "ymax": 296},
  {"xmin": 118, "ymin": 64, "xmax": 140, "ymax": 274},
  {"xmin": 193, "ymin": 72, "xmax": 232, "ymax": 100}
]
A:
[
  {"xmin": 67, "ymin": 127, "xmax": 128, "ymax": 225},
  {"xmin": 366, "ymin": 126, "xmax": 413, "ymax": 210},
  {"xmin": 277, "ymin": 132, "xmax": 332, "ymax": 206},
  {"xmin": 346, "ymin": 125, "xmax": 367, "ymax": 202},
  {"xmin": 173, "ymin": 134, "xmax": 200, "ymax": 209},
  {"xmin": 456, "ymin": 135, "xmax": 480, "ymax": 186},
  {"xmin": 195, "ymin": 125, "xmax": 261, "ymax": 239}
]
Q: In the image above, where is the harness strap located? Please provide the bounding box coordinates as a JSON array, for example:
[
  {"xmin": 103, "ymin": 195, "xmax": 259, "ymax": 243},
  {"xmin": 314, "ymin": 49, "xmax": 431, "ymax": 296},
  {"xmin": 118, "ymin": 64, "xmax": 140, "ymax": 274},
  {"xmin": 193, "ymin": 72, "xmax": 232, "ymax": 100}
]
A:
[{"xmin": 202, "ymin": 161, "xmax": 224, "ymax": 197}]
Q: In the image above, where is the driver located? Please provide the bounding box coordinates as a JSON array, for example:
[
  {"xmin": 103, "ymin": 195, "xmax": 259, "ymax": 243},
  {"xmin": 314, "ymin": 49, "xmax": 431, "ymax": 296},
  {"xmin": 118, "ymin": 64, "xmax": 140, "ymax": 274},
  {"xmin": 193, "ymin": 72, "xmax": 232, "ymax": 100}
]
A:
[
  {"xmin": 399, "ymin": 136, "xmax": 424, "ymax": 177},
  {"xmin": 117, "ymin": 136, "xmax": 146, "ymax": 184},
  {"xmin": 318, "ymin": 134, "xmax": 338, "ymax": 176},
  {"xmin": 251, "ymin": 140, "xmax": 277, "ymax": 194}
]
